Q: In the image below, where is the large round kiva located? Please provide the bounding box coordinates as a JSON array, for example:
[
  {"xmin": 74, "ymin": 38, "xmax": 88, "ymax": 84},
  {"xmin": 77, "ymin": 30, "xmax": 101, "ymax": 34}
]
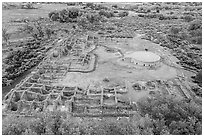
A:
[
  {"xmin": 123, "ymin": 51, "xmax": 161, "ymax": 67},
  {"xmin": 53, "ymin": 50, "xmax": 59, "ymax": 57}
]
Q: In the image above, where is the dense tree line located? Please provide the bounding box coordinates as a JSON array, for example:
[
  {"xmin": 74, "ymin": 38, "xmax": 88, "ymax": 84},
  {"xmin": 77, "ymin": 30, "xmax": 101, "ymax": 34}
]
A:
[
  {"xmin": 2, "ymin": 41, "xmax": 46, "ymax": 87},
  {"xmin": 48, "ymin": 7, "xmax": 129, "ymax": 24}
]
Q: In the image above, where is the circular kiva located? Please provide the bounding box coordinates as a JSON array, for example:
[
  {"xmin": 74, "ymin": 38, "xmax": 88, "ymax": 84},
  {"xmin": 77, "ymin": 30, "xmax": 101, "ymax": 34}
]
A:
[
  {"xmin": 122, "ymin": 51, "xmax": 161, "ymax": 68},
  {"xmin": 125, "ymin": 51, "xmax": 160, "ymax": 63}
]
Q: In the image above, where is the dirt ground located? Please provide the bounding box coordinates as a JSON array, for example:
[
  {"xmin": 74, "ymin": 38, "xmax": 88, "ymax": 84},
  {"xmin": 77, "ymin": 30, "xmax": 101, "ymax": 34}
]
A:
[{"xmin": 53, "ymin": 34, "xmax": 178, "ymax": 102}]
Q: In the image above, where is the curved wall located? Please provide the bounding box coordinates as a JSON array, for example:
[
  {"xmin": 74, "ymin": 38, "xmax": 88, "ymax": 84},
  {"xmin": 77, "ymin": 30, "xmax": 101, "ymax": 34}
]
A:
[{"xmin": 122, "ymin": 51, "xmax": 161, "ymax": 68}]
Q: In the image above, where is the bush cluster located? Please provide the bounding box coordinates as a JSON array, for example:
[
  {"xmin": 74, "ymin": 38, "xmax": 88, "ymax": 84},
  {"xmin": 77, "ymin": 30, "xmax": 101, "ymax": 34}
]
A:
[
  {"xmin": 49, "ymin": 8, "xmax": 81, "ymax": 23},
  {"xmin": 138, "ymin": 13, "xmax": 178, "ymax": 20},
  {"xmin": 188, "ymin": 19, "xmax": 202, "ymax": 44},
  {"xmin": 138, "ymin": 13, "xmax": 162, "ymax": 19},
  {"xmin": 193, "ymin": 70, "xmax": 202, "ymax": 87},
  {"xmin": 181, "ymin": 15, "xmax": 195, "ymax": 22},
  {"xmin": 85, "ymin": 3, "xmax": 108, "ymax": 10},
  {"xmin": 118, "ymin": 11, "xmax": 129, "ymax": 17},
  {"xmin": 2, "ymin": 28, "xmax": 11, "ymax": 44},
  {"xmin": 169, "ymin": 26, "xmax": 181, "ymax": 35},
  {"xmin": 77, "ymin": 13, "xmax": 107, "ymax": 31},
  {"xmin": 66, "ymin": 2, "xmax": 77, "ymax": 6},
  {"xmin": 159, "ymin": 15, "xmax": 178, "ymax": 20},
  {"xmin": 21, "ymin": 3, "xmax": 36, "ymax": 9},
  {"xmin": 112, "ymin": 4, "xmax": 118, "ymax": 9},
  {"xmin": 99, "ymin": 10, "xmax": 114, "ymax": 18}
]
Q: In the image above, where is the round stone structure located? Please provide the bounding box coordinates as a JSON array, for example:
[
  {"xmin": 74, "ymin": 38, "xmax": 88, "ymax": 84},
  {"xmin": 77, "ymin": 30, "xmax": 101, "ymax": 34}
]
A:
[{"xmin": 122, "ymin": 51, "xmax": 161, "ymax": 68}]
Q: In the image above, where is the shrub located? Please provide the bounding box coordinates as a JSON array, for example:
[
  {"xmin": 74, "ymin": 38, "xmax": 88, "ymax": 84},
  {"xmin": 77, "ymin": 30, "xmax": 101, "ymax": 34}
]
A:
[
  {"xmin": 66, "ymin": 2, "xmax": 76, "ymax": 6},
  {"xmin": 86, "ymin": 2, "xmax": 94, "ymax": 8},
  {"xmin": 163, "ymin": 5, "xmax": 172, "ymax": 10},
  {"xmin": 138, "ymin": 13, "xmax": 164, "ymax": 19},
  {"xmin": 49, "ymin": 11, "xmax": 60, "ymax": 21},
  {"xmin": 86, "ymin": 13, "xmax": 101, "ymax": 23},
  {"xmin": 2, "ymin": 28, "xmax": 11, "ymax": 44},
  {"xmin": 44, "ymin": 27, "xmax": 54, "ymax": 39},
  {"xmin": 159, "ymin": 15, "xmax": 178, "ymax": 20},
  {"xmin": 112, "ymin": 4, "xmax": 118, "ymax": 9},
  {"xmin": 158, "ymin": 14, "xmax": 165, "ymax": 20},
  {"xmin": 95, "ymin": 4, "xmax": 108, "ymax": 10},
  {"xmin": 170, "ymin": 15, "xmax": 178, "ymax": 19},
  {"xmin": 128, "ymin": 5, "xmax": 139, "ymax": 11},
  {"xmin": 77, "ymin": 15, "xmax": 89, "ymax": 27},
  {"xmin": 84, "ymin": 3, "xmax": 108, "ymax": 10},
  {"xmin": 147, "ymin": 9, "xmax": 151, "ymax": 12},
  {"xmin": 138, "ymin": 14, "xmax": 145, "ymax": 17},
  {"xmin": 188, "ymin": 19, "xmax": 202, "ymax": 31},
  {"xmin": 21, "ymin": 3, "xmax": 36, "ymax": 9},
  {"xmin": 58, "ymin": 9, "xmax": 69, "ymax": 22},
  {"xmin": 187, "ymin": 19, "xmax": 202, "ymax": 44},
  {"xmin": 169, "ymin": 26, "xmax": 181, "ymax": 35},
  {"xmin": 189, "ymin": 36, "xmax": 202, "ymax": 44},
  {"xmin": 183, "ymin": 15, "xmax": 194, "ymax": 22},
  {"xmin": 169, "ymin": 11, "xmax": 174, "ymax": 15},
  {"xmin": 99, "ymin": 10, "xmax": 114, "ymax": 18},
  {"xmin": 184, "ymin": 6, "xmax": 194, "ymax": 11},
  {"xmin": 179, "ymin": 32, "xmax": 189, "ymax": 40},
  {"xmin": 77, "ymin": 12, "xmax": 103, "ymax": 30},
  {"xmin": 68, "ymin": 8, "xmax": 79, "ymax": 19},
  {"xmin": 189, "ymin": 29, "xmax": 202, "ymax": 37},
  {"xmin": 191, "ymin": 86, "xmax": 202, "ymax": 96},
  {"xmin": 118, "ymin": 11, "xmax": 129, "ymax": 17}
]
